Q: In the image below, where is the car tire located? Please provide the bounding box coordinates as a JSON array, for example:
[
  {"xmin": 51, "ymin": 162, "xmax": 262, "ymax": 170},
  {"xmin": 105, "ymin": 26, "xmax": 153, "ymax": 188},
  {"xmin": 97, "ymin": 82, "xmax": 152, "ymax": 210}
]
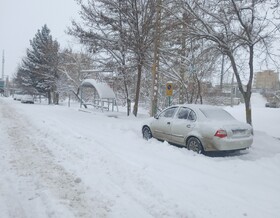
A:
[
  {"xmin": 187, "ymin": 137, "xmax": 203, "ymax": 154},
  {"xmin": 142, "ymin": 126, "xmax": 152, "ymax": 140}
]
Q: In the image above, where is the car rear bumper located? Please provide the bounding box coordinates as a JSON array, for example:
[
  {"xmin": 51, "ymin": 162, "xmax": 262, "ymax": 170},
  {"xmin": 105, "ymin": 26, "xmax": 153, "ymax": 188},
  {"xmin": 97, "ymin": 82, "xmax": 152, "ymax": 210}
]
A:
[{"xmin": 202, "ymin": 136, "xmax": 253, "ymax": 151}]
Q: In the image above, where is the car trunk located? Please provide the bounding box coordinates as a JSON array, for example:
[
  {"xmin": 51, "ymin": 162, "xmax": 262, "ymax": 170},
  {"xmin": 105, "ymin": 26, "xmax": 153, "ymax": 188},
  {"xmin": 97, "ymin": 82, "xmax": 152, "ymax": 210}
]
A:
[{"xmin": 222, "ymin": 123, "xmax": 251, "ymax": 139}]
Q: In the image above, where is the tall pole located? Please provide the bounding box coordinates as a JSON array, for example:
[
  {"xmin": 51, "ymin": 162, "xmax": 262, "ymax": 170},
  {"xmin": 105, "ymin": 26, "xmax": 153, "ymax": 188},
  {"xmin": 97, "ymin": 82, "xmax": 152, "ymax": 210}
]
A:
[
  {"xmin": 1, "ymin": 50, "xmax": 4, "ymax": 80},
  {"xmin": 220, "ymin": 54, "xmax": 225, "ymax": 92},
  {"xmin": 231, "ymin": 72, "xmax": 234, "ymax": 107},
  {"xmin": 179, "ymin": 13, "xmax": 187, "ymax": 104},
  {"xmin": 151, "ymin": 0, "xmax": 162, "ymax": 116}
]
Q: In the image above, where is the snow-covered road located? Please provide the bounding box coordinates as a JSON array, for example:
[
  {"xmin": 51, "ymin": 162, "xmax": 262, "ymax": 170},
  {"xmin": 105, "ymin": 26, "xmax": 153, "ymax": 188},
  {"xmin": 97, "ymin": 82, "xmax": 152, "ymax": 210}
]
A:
[
  {"xmin": 0, "ymin": 98, "xmax": 97, "ymax": 218},
  {"xmin": 0, "ymin": 96, "xmax": 280, "ymax": 218}
]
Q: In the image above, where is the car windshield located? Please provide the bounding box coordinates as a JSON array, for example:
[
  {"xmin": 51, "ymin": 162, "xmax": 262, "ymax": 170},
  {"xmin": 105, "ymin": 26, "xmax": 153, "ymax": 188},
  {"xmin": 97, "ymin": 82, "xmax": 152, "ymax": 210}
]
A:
[{"xmin": 200, "ymin": 108, "xmax": 235, "ymax": 120}]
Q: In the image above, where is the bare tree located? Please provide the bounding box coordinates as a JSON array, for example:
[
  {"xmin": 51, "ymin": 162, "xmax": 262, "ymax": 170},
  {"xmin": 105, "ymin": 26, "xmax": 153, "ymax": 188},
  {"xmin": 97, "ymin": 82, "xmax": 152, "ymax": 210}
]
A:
[
  {"xmin": 160, "ymin": 39, "xmax": 216, "ymax": 105},
  {"xmin": 179, "ymin": 0, "xmax": 280, "ymax": 125},
  {"xmin": 154, "ymin": 4, "xmax": 217, "ymax": 106},
  {"xmin": 58, "ymin": 48, "xmax": 94, "ymax": 99},
  {"xmin": 143, "ymin": 1, "xmax": 218, "ymax": 109},
  {"xmin": 122, "ymin": 0, "xmax": 156, "ymax": 116},
  {"xmin": 68, "ymin": 0, "xmax": 156, "ymax": 116}
]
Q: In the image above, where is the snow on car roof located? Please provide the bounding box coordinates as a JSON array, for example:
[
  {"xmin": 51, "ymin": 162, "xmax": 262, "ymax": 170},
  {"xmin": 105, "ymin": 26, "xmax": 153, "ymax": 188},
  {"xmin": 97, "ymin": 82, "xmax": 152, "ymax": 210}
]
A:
[
  {"xmin": 172, "ymin": 103, "xmax": 220, "ymax": 110},
  {"xmin": 81, "ymin": 79, "xmax": 116, "ymax": 99},
  {"xmin": 182, "ymin": 104, "xmax": 234, "ymax": 119}
]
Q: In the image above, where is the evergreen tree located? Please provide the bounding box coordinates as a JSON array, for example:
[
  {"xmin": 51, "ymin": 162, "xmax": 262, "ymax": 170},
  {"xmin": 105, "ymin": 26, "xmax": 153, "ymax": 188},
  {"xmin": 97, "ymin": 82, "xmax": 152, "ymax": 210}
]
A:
[{"xmin": 19, "ymin": 24, "xmax": 60, "ymax": 104}]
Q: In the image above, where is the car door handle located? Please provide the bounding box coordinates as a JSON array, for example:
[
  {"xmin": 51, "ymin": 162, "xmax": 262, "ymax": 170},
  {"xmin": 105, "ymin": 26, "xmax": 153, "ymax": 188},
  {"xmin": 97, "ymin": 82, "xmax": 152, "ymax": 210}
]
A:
[
  {"xmin": 186, "ymin": 124, "xmax": 191, "ymax": 128},
  {"xmin": 167, "ymin": 122, "xmax": 171, "ymax": 125}
]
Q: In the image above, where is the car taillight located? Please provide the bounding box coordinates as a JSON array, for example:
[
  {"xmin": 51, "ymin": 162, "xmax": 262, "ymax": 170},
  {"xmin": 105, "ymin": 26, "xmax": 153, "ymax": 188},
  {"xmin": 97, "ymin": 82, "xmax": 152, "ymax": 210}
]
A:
[{"xmin": 214, "ymin": 129, "xmax": 227, "ymax": 138}]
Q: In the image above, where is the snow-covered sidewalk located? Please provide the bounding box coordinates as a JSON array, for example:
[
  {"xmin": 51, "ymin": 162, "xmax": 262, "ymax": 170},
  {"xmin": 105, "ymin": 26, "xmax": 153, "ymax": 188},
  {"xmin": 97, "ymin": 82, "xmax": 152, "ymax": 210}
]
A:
[{"xmin": 0, "ymin": 96, "xmax": 280, "ymax": 218}]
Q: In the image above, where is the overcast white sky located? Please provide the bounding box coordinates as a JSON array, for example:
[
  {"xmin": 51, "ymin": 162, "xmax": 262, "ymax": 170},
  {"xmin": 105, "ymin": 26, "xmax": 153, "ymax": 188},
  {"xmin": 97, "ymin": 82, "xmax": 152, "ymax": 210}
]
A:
[
  {"xmin": 1, "ymin": 1, "xmax": 279, "ymax": 82},
  {"xmin": 0, "ymin": 0, "xmax": 81, "ymax": 78}
]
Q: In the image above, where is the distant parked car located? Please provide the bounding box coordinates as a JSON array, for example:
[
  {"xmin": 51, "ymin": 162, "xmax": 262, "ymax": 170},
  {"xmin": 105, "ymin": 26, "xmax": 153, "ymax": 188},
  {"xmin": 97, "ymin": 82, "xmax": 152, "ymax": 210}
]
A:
[
  {"xmin": 15, "ymin": 94, "xmax": 23, "ymax": 101},
  {"xmin": 142, "ymin": 104, "xmax": 253, "ymax": 153},
  {"xmin": 21, "ymin": 95, "xmax": 34, "ymax": 104},
  {"xmin": 265, "ymin": 102, "xmax": 280, "ymax": 108}
]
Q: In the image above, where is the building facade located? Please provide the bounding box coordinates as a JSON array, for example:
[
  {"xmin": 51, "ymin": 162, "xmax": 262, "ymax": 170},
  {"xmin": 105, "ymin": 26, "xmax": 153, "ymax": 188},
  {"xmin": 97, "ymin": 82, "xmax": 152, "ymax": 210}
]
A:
[{"xmin": 254, "ymin": 70, "xmax": 280, "ymax": 91}]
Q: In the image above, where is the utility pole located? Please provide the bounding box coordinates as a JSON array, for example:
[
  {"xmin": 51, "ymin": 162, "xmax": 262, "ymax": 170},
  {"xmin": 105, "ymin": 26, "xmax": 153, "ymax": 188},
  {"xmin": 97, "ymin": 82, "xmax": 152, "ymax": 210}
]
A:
[
  {"xmin": 231, "ymin": 72, "xmax": 234, "ymax": 107},
  {"xmin": 151, "ymin": 0, "xmax": 162, "ymax": 116},
  {"xmin": 1, "ymin": 50, "xmax": 4, "ymax": 80},
  {"xmin": 179, "ymin": 12, "xmax": 187, "ymax": 104},
  {"xmin": 220, "ymin": 54, "xmax": 225, "ymax": 92}
]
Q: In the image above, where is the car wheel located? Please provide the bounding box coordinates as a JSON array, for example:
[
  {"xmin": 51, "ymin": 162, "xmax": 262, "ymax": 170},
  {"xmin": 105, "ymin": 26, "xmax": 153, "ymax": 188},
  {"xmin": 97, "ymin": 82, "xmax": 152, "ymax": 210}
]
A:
[
  {"xmin": 142, "ymin": 126, "xmax": 152, "ymax": 140},
  {"xmin": 187, "ymin": 137, "xmax": 203, "ymax": 154}
]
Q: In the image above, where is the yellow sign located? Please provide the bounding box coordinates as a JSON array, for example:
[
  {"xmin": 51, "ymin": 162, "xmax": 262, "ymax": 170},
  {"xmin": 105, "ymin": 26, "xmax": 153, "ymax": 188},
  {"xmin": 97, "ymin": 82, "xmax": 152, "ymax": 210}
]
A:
[{"xmin": 166, "ymin": 82, "xmax": 173, "ymax": 96}]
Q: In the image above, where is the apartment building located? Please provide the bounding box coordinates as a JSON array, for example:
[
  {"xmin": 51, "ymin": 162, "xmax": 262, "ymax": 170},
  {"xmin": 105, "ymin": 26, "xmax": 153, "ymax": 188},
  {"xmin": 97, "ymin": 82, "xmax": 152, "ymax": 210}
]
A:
[{"xmin": 254, "ymin": 70, "xmax": 280, "ymax": 91}]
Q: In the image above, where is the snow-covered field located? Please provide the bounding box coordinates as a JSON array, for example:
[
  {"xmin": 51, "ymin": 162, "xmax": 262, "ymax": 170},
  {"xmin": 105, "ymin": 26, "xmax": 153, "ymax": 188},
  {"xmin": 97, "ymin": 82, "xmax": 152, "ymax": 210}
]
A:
[{"xmin": 0, "ymin": 93, "xmax": 279, "ymax": 218}]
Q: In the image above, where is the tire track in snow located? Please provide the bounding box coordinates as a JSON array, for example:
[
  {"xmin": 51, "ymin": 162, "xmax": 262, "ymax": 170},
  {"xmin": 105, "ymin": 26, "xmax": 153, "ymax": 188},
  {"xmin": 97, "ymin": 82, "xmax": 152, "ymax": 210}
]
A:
[
  {"xmin": 79, "ymin": 136, "xmax": 183, "ymax": 218},
  {"xmin": 0, "ymin": 99, "xmax": 109, "ymax": 218},
  {"xmin": 15, "ymin": 104, "xmax": 183, "ymax": 217},
  {"xmin": 1, "ymin": 100, "xmax": 189, "ymax": 217}
]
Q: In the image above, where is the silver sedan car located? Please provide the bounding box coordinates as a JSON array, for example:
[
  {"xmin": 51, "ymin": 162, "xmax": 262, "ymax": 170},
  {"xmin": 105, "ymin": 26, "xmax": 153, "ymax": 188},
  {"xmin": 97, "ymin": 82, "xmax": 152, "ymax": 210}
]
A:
[{"xmin": 142, "ymin": 104, "xmax": 253, "ymax": 153}]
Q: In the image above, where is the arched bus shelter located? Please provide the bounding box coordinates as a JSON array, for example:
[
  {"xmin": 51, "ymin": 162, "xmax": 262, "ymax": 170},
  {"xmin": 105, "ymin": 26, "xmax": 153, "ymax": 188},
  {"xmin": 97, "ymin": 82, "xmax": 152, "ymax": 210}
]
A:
[{"xmin": 80, "ymin": 79, "xmax": 118, "ymax": 112}]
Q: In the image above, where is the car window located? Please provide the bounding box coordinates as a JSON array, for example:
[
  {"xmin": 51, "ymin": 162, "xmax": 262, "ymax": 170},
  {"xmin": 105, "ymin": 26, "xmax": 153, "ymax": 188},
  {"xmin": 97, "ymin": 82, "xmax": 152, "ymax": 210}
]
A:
[
  {"xmin": 177, "ymin": 107, "xmax": 196, "ymax": 121},
  {"xmin": 177, "ymin": 107, "xmax": 191, "ymax": 119},
  {"xmin": 159, "ymin": 107, "xmax": 178, "ymax": 118},
  {"xmin": 200, "ymin": 108, "xmax": 234, "ymax": 120},
  {"xmin": 188, "ymin": 110, "xmax": 197, "ymax": 121}
]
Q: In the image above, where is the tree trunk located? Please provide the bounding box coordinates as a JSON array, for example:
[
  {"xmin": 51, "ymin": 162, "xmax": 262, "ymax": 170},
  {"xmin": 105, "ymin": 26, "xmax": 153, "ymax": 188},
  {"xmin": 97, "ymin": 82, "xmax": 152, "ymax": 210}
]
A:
[
  {"xmin": 244, "ymin": 93, "xmax": 252, "ymax": 125},
  {"xmin": 47, "ymin": 90, "xmax": 51, "ymax": 104},
  {"xmin": 124, "ymin": 79, "xmax": 130, "ymax": 116},
  {"xmin": 245, "ymin": 45, "xmax": 254, "ymax": 125},
  {"xmin": 53, "ymin": 92, "xmax": 59, "ymax": 105},
  {"xmin": 196, "ymin": 75, "xmax": 203, "ymax": 104},
  {"xmin": 127, "ymin": 98, "xmax": 131, "ymax": 116},
  {"xmin": 228, "ymin": 52, "xmax": 252, "ymax": 125},
  {"xmin": 133, "ymin": 62, "xmax": 142, "ymax": 117}
]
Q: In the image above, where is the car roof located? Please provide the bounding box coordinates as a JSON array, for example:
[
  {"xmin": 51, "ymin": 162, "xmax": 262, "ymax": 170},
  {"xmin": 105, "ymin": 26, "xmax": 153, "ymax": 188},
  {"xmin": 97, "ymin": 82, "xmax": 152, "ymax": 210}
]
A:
[{"xmin": 171, "ymin": 104, "xmax": 220, "ymax": 110}]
